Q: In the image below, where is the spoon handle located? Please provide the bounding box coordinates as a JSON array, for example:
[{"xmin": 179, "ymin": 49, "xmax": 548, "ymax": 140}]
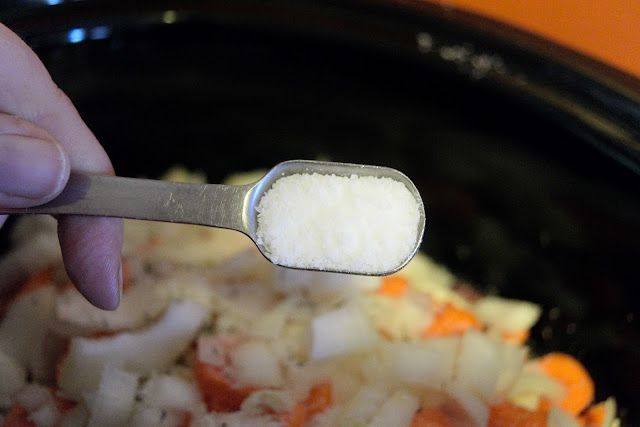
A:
[{"xmin": 0, "ymin": 173, "xmax": 252, "ymax": 234}]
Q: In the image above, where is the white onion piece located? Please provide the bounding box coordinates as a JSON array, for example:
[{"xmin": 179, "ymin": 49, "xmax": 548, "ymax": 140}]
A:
[
  {"xmin": 445, "ymin": 381, "xmax": 489, "ymax": 427},
  {"xmin": 369, "ymin": 390, "xmax": 420, "ymax": 427},
  {"xmin": 474, "ymin": 296, "xmax": 541, "ymax": 332},
  {"xmin": 0, "ymin": 348, "xmax": 26, "ymax": 409},
  {"xmin": 16, "ymin": 384, "xmax": 61, "ymax": 427},
  {"xmin": 456, "ymin": 329, "xmax": 501, "ymax": 401},
  {"xmin": 58, "ymin": 300, "xmax": 209, "ymax": 399},
  {"xmin": 547, "ymin": 405, "xmax": 581, "ymax": 427},
  {"xmin": 310, "ymin": 304, "xmax": 378, "ymax": 360},
  {"xmin": 494, "ymin": 343, "xmax": 527, "ymax": 399},
  {"xmin": 129, "ymin": 404, "xmax": 186, "ymax": 427},
  {"xmin": 140, "ymin": 374, "xmax": 202, "ymax": 411},
  {"xmin": 241, "ymin": 389, "xmax": 294, "ymax": 417},
  {"xmin": 274, "ymin": 268, "xmax": 379, "ymax": 297},
  {"xmin": 231, "ymin": 341, "xmax": 283, "ymax": 388},
  {"xmin": 508, "ymin": 369, "xmax": 566, "ymax": 411},
  {"xmin": 599, "ymin": 397, "xmax": 618, "ymax": 427},
  {"xmin": 86, "ymin": 366, "xmax": 139, "ymax": 427},
  {"xmin": 338, "ymin": 387, "xmax": 389, "ymax": 425},
  {"xmin": 0, "ymin": 286, "xmax": 57, "ymax": 382},
  {"xmin": 250, "ymin": 300, "xmax": 293, "ymax": 339},
  {"xmin": 54, "ymin": 282, "xmax": 165, "ymax": 335},
  {"xmin": 388, "ymin": 339, "xmax": 458, "ymax": 389}
]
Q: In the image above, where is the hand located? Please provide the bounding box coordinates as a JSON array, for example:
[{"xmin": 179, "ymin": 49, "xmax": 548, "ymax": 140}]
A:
[{"xmin": 0, "ymin": 23, "xmax": 123, "ymax": 310}]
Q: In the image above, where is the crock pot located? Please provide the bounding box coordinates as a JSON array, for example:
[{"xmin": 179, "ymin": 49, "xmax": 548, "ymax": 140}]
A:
[{"xmin": 1, "ymin": 1, "xmax": 639, "ymax": 423}]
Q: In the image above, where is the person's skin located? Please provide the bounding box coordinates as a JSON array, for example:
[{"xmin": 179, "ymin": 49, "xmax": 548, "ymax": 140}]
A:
[{"xmin": 0, "ymin": 23, "xmax": 123, "ymax": 310}]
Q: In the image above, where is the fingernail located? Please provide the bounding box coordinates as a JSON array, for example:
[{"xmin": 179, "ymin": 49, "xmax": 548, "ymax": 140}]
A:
[{"xmin": 0, "ymin": 134, "xmax": 68, "ymax": 201}]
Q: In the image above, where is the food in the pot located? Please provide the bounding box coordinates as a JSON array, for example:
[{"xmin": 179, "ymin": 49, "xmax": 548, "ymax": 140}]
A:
[
  {"xmin": 255, "ymin": 173, "xmax": 421, "ymax": 274},
  {"xmin": 0, "ymin": 168, "xmax": 619, "ymax": 426}
]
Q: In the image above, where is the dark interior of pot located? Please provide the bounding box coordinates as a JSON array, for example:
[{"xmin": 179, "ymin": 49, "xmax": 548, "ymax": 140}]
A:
[{"xmin": 2, "ymin": 1, "xmax": 639, "ymax": 423}]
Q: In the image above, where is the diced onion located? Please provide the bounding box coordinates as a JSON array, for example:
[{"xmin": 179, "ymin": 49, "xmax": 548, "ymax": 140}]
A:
[
  {"xmin": 0, "ymin": 348, "xmax": 26, "ymax": 409},
  {"xmin": 310, "ymin": 304, "xmax": 378, "ymax": 360},
  {"xmin": 86, "ymin": 366, "xmax": 139, "ymax": 427},
  {"xmin": 369, "ymin": 390, "xmax": 420, "ymax": 427},
  {"xmin": 140, "ymin": 374, "xmax": 201, "ymax": 411},
  {"xmin": 231, "ymin": 341, "xmax": 283, "ymax": 388},
  {"xmin": 474, "ymin": 296, "xmax": 541, "ymax": 332},
  {"xmin": 445, "ymin": 381, "xmax": 489, "ymax": 427},
  {"xmin": 58, "ymin": 300, "xmax": 209, "ymax": 399},
  {"xmin": 456, "ymin": 329, "xmax": 502, "ymax": 401}
]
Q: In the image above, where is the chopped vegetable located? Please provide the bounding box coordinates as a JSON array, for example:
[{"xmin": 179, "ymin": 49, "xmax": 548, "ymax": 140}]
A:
[
  {"xmin": 310, "ymin": 303, "xmax": 378, "ymax": 360},
  {"xmin": 0, "ymin": 167, "xmax": 618, "ymax": 426},
  {"xmin": 376, "ymin": 275, "xmax": 409, "ymax": 298},
  {"xmin": 411, "ymin": 406, "xmax": 453, "ymax": 427},
  {"xmin": 488, "ymin": 401, "xmax": 547, "ymax": 426},
  {"xmin": 422, "ymin": 302, "xmax": 483, "ymax": 337},
  {"xmin": 57, "ymin": 299, "xmax": 209, "ymax": 399},
  {"xmin": 193, "ymin": 359, "xmax": 255, "ymax": 412},
  {"xmin": 536, "ymin": 352, "xmax": 595, "ymax": 415}
]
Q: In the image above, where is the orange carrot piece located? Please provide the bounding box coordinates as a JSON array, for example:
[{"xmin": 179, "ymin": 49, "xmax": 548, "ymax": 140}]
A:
[
  {"xmin": 285, "ymin": 403, "xmax": 308, "ymax": 427},
  {"xmin": 502, "ymin": 329, "xmax": 530, "ymax": 345},
  {"xmin": 177, "ymin": 412, "xmax": 193, "ymax": 427},
  {"xmin": 376, "ymin": 275, "xmax": 409, "ymax": 298},
  {"xmin": 284, "ymin": 383, "xmax": 333, "ymax": 427},
  {"xmin": 579, "ymin": 401, "xmax": 608, "ymax": 427},
  {"xmin": 120, "ymin": 258, "xmax": 132, "ymax": 292},
  {"xmin": 422, "ymin": 303, "xmax": 483, "ymax": 337},
  {"xmin": 536, "ymin": 352, "xmax": 594, "ymax": 416},
  {"xmin": 3, "ymin": 403, "xmax": 35, "ymax": 427},
  {"xmin": 488, "ymin": 401, "xmax": 547, "ymax": 427},
  {"xmin": 304, "ymin": 383, "xmax": 332, "ymax": 418},
  {"xmin": 193, "ymin": 359, "xmax": 255, "ymax": 412},
  {"xmin": 411, "ymin": 406, "xmax": 454, "ymax": 427}
]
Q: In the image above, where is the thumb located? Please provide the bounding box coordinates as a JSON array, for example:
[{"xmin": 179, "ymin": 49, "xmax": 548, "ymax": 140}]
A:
[{"xmin": 0, "ymin": 113, "xmax": 70, "ymax": 208}]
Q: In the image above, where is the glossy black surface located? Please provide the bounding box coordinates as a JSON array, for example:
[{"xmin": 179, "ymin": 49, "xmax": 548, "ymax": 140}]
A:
[{"xmin": 1, "ymin": 1, "xmax": 639, "ymax": 424}]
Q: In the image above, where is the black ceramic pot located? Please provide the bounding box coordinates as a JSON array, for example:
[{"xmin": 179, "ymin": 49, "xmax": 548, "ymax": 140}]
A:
[{"xmin": 1, "ymin": 1, "xmax": 639, "ymax": 424}]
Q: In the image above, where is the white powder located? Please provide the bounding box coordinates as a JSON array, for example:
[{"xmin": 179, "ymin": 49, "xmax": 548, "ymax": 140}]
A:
[{"xmin": 255, "ymin": 173, "xmax": 421, "ymax": 274}]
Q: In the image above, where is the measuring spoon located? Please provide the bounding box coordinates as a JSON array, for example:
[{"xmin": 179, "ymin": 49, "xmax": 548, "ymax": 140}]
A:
[{"xmin": 0, "ymin": 160, "xmax": 425, "ymax": 275}]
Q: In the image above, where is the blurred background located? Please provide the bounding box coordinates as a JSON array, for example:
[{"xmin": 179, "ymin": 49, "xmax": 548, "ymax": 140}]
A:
[{"xmin": 1, "ymin": 0, "xmax": 639, "ymax": 424}]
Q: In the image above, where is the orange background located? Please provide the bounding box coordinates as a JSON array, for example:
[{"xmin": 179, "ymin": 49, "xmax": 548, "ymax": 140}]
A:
[{"xmin": 433, "ymin": 0, "xmax": 640, "ymax": 80}]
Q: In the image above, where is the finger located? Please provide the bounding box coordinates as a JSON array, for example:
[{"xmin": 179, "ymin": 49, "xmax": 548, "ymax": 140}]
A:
[
  {"xmin": 0, "ymin": 113, "xmax": 70, "ymax": 207},
  {"xmin": 58, "ymin": 215, "xmax": 123, "ymax": 311},
  {"xmin": 0, "ymin": 23, "xmax": 123, "ymax": 309}
]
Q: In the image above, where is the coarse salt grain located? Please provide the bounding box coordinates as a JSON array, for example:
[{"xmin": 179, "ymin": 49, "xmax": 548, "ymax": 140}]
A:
[{"xmin": 255, "ymin": 173, "xmax": 421, "ymax": 274}]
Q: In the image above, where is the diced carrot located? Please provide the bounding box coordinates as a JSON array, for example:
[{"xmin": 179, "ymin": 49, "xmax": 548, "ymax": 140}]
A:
[
  {"xmin": 193, "ymin": 359, "xmax": 255, "ymax": 412},
  {"xmin": 177, "ymin": 412, "xmax": 193, "ymax": 427},
  {"xmin": 284, "ymin": 383, "xmax": 333, "ymax": 427},
  {"xmin": 502, "ymin": 329, "xmax": 530, "ymax": 345},
  {"xmin": 376, "ymin": 275, "xmax": 409, "ymax": 298},
  {"xmin": 3, "ymin": 403, "xmax": 34, "ymax": 427},
  {"xmin": 579, "ymin": 401, "xmax": 608, "ymax": 427},
  {"xmin": 121, "ymin": 258, "xmax": 132, "ymax": 292},
  {"xmin": 304, "ymin": 383, "xmax": 332, "ymax": 418},
  {"xmin": 0, "ymin": 267, "xmax": 54, "ymax": 316},
  {"xmin": 488, "ymin": 401, "xmax": 547, "ymax": 427},
  {"xmin": 285, "ymin": 403, "xmax": 308, "ymax": 427},
  {"xmin": 411, "ymin": 406, "xmax": 453, "ymax": 427},
  {"xmin": 421, "ymin": 302, "xmax": 483, "ymax": 337},
  {"xmin": 536, "ymin": 352, "xmax": 594, "ymax": 416}
]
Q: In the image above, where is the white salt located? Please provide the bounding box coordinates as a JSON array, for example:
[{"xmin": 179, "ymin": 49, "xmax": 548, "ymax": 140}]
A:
[{"xmin": 255, "ymin": 173, "xmax": 421, "ymax": 274}]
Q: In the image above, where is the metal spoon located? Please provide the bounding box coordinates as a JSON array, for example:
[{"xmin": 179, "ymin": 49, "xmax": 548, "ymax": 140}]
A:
[{"xmin": 0, "ymin": 160, "xmax": 425, "ymax": 275}]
